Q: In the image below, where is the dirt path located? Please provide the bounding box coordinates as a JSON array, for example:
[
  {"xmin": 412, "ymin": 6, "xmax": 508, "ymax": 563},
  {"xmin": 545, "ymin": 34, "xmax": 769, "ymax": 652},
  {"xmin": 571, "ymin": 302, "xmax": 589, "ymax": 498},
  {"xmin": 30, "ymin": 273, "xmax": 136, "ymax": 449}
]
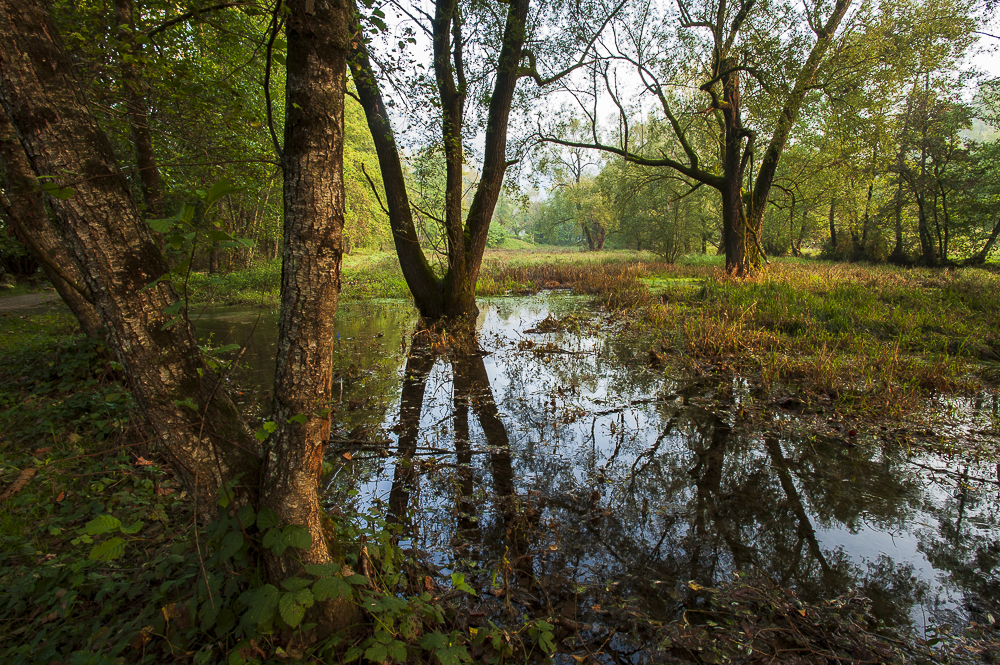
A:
[{"xmin": 0, "ymin": 291, "xmax": 66, "ymax": 313}]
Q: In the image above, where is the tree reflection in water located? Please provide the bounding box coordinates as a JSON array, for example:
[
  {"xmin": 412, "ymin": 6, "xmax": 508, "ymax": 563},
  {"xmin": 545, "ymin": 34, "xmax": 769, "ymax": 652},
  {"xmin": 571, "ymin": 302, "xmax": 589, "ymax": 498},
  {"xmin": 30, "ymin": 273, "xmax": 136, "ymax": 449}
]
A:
[{"xmin": 306, "ymin": 299, "xmax": 1000, "ymax": 632}]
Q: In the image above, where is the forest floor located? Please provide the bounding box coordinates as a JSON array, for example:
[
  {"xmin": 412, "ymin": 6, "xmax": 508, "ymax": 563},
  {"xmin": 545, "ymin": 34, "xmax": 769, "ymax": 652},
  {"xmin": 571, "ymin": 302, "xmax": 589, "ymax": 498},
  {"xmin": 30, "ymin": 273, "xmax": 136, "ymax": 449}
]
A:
[{"xmin": 1, "ymin": 251, "xmax": 999, "ymax": 663}]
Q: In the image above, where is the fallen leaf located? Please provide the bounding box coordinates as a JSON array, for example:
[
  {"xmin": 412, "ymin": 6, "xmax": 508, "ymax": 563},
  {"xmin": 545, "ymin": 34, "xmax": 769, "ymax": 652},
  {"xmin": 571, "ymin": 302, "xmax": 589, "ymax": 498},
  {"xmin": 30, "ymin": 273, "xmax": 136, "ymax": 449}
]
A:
[
  {"xmin": 342, "ymin": 451, "xmax": 352, "ymax": 460},
  {"xmin": 135, "ymin": 457, "xmax": 154, "ymax": 466},
  {"xmin": 56, "ymin": 491, "xmax": 65, "ymax": 502},
  {"xmin": 0, "ymin": 468, "xmax": 37, "ymax": 502}
]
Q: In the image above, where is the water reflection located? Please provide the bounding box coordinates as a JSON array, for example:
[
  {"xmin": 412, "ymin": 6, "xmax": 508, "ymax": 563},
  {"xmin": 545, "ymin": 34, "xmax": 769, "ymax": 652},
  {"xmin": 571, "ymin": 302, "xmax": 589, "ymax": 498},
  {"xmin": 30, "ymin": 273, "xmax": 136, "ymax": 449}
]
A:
[{"xmin": 198, "ymin": 295, "xmax": 1000, "ymax": 632}]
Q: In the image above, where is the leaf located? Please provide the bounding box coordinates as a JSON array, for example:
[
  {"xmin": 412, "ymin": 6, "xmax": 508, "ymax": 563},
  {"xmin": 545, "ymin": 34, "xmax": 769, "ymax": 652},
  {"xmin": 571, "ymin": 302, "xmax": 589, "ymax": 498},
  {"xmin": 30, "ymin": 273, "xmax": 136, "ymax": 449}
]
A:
[
  {"xmin": 282, "ymin": 525, "xmax": 311, "ymax": 550},
  {"xmin": 256, "ymin": 508, "xmax": 280, "ymax": 530},
  {"xmin": 205, "ymin": 179, "xmax": 241, "ymax": 207},
  {"xmin": 363, "ymin": 644, "xmax": 388, "ymax": 663},
  {"xmin": 288, "ymin": 414, "xmax": 307, "ymax": 425},
  {"xmin": 40, "ymin": 182, "xmax": 76, "ymax": 199},
  {"xmin": 219, "ymin": 530, "xmax": 243, "ymax": 560},
  {"xmin": 262, "ymin": 527, "xmax": 284, "ymax": 554},
  {"xmin": 304, "ymin": 562, "xmax": 341, "ymax": 578},
  {"xmin": 281, "ymin": 576, "xmax": 311, "ymax": 592},
  {"xmin": 272, "ymin": 52, "xmax": 286, "ymax": 66},
  {"xmin": 295, "ymin": 588, "xmax": 314, "ymax": 607},
  {"xmin": 312, "ymin": 576, "xmax": 351, "ymax": 601},
  {"xmin": 89, "ymin": 537, "xmax": 126, "ymax": 561},
  {"xmin": 84, "ymin": 515, "xmax": 121, "ymax": 536},
  {"xmin": 245, "ymin": 584, "xmax": 280, "ymax": 625},
  {"xmin": 148, "ymin": 218, "xmax": 176, "ymax": 234},
  {"xmin": 434, "ymin": 645, "xmax": 470, "ymax": 665},
  {"xmin": 345, "ymin": 574, "xmax": 369, "ymax": 585},
  {"xmin": 388, "ymin": 641, "xmax": 407, "ymax": 662},
  {"xmin": 419, "ymin": 632, "xmax": 449, "ymax": 651},
  {"xmin": 120, "ymin": 520, "xmax": 144, "ymax": 534},
  {"xmin": 278, "ymin": 592, "xmax": 305, "ymax": 628}
]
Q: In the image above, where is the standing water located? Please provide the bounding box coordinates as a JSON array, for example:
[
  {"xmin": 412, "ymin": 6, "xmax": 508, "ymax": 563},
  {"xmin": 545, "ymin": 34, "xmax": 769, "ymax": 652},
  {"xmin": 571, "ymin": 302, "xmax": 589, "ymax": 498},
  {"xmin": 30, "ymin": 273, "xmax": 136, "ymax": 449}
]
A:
[{"xmin": 196, "ymin": 294, "xmax": 1000, "ymax": 635}]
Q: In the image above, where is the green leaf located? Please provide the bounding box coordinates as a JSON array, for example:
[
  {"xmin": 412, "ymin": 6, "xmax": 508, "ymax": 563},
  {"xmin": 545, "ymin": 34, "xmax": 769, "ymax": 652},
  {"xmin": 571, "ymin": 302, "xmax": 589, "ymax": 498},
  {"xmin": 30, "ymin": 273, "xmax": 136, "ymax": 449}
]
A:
[
  {"xmin": 219, "ymin": 530, "xmax": 243, "ymax": 560},
  {"xmin": 208, "ymin": 229, "xmax": 234, "ymax": 243},
  {"xmin": 89, "ymin": 537, "xmax": 126, "ymax": 561},
  {"xmin": 304, "ymin": 562, "xmax": 341, "ymax": 578},
  {"xmin": 288, "ymin": 414, "xmax": 307, "ymax": 425},
  {"xmin": 364, "ymin": 644, "xmax": 388, "ymax": 663},
  {"xmin": 148, "ymin": 218, "xmax": 176, "ymax": 234},
  {"xmin": 282, "ymin": 525, "xmax": 311, "ymax": 550},
  {"xmin": 295, "ymin": 588, "xmax": 314, "ymax": 607},
  {"xmin": 433, "ymin": 645, "xmax": 470, "ymax": 665},
  {"xmin": 205, "ymin": 179, "xmax": 241, "ymax": 207},
  {"xmin": 120, "ymin": 520, "xmax": 144, "ymax": 534},
  {"xmin": 40, "ymin": 182, "xmax": 76, "ymax": 199},
  {"xmin": 256, "ymin": 508, "xmax": 280, "ymax": 530},
  {"xmin": 345, "ymin": 574, "xmax": 369, "ymax": 585},
  {"xmin": 278, "ymin": 592, "xmax": 305, "ymax": 628},
  {"xmin": 84, "ymin": 515, "xmax": 121, "ymax": 536},
  {"xmin": 245, "ymin": 584, "xmax": 280, "ymax": 625},
  {"xmin": 419, "ymin": 632, "xmax": 449, "ymax": 651},
  {"xmin": 272, "ymin": 52, "xmax": 286, "ymax": 66},
  {"xmin": 281, "ymin": 576, "xmax": 311, "ymax": 592},
  {"xmin": 262, "ymin": 527, "xmax": 284, "ymax": 554},
  {"xmin": 312, "ymin": 576, "xmax": 351, "ymax": 601},
  {"xmin": 388, "ymin": 640, "xmax": 407, "ymax": 662},
  {"xmin": 236, "ymin": 505, "xmax": 256, "ymax": 528}
]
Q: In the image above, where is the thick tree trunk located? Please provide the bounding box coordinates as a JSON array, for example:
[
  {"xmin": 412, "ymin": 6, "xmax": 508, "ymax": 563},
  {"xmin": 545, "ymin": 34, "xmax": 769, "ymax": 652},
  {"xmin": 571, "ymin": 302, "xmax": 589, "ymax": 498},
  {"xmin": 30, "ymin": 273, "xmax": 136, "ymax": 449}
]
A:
[
  {"xmin": 261, "ymin": 0, "xmax": 361, "ymax": 634},
  {"xmin": 719, "ymin": 59, "xmax": 752, "ymax": 275},
  {"xmin": 0, "ymin": 0, "xmax": 261, "ymax": 513},
  {"xmin": 0, "ymin": 112, "xmax": 102, "ymax": 337},
  {"xmin": 113, "ymin": 0, "xmax": 161, "ymax": 218}
]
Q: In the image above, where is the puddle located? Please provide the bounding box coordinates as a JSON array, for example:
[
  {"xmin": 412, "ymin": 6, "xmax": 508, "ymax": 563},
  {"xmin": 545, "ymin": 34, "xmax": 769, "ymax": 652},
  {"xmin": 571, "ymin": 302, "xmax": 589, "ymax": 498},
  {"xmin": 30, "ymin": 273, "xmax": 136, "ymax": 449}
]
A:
[{"xmin": 197, "ymin": 294, "xmax": 1000, "ymax": 634}]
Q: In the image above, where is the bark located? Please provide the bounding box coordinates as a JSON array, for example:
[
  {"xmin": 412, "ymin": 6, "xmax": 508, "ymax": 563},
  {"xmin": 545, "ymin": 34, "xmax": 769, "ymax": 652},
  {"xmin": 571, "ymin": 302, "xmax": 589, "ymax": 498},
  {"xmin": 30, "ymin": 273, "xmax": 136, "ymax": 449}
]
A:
[
  {"xmin": 719, "ymin": 59, "xmax": 753, "ymax": 275},
  {"xmin": 0, "ymin": 111, "xmax": 102, "ymax": 337},
  {"xmin": 113, "ymin": 0, "xmax": 161, "ymax": 218},
  {"xmin": 260, "ymin": 0, "xmax": 361, "ymax": 634},
  {"xmin": 0, "ymin": 0, "xmax": 261, "ymax": 514}
]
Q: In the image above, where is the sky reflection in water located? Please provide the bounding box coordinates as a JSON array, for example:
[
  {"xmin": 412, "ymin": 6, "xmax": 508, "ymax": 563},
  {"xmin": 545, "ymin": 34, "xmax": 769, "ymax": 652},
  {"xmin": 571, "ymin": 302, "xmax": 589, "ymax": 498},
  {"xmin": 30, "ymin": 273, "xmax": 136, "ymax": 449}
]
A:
[{"xmin": 196, "ymin": 294, "xmax": 1000, "ymax": 632}]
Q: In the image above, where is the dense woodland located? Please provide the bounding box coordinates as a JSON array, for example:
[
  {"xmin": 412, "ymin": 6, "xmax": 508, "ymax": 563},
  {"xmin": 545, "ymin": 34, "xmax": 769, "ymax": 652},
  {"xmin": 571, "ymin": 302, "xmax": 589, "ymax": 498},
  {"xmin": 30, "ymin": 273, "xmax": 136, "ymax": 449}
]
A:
[{"xmin": 0, "ymin": 0, "xmax": 999, "ymax": 661}]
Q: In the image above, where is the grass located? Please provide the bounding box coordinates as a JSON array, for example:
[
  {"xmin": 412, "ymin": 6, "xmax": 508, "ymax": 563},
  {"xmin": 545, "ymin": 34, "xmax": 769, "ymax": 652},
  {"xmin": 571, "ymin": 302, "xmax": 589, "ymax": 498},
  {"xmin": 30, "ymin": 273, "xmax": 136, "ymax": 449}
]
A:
[{"xmin": 629, "ymin": 261, "xmax": 1000, "ymax": 414}]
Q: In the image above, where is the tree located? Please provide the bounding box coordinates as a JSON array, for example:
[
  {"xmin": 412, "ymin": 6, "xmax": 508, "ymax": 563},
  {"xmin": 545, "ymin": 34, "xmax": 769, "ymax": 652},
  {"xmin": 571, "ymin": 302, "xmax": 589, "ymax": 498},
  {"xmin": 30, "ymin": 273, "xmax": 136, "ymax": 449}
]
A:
[
  {"xmin": 0, "ymin": 0, "xmax": 359, "ymax": 634},
  {"xmin": 540, "ymin": 0, "xmax": 855, "ymax": 275},
  {"xmin": 349, "ymin": 0, "xmax": 619, "ymax": 318}
]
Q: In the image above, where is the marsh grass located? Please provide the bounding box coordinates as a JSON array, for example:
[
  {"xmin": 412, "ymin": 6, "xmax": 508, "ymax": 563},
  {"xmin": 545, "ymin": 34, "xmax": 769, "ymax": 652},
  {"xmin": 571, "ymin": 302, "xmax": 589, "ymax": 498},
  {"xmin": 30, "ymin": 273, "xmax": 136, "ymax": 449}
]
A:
[
  {"xmin": 183, "ymin": 249, "xmax": 997, "ymax": 410},
  {"xmin": 634, "ymin": 261, "xmax": 1000, "ymax": 411}
]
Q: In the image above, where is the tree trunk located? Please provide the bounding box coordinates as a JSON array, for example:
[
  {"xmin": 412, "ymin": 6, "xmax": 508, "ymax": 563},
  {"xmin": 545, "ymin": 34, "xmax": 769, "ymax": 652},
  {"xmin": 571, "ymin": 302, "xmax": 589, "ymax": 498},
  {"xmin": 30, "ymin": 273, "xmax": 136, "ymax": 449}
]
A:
[
  {"xmin": 260, "ymin": 0, "xmax": 361, "ymax": 633},
  {"xmin": 719, "ymin": 59, "xmax": 753, "ymax": 275},
  {"xmin": 0, "ymin": 112, "xmax": 102, "ymax": 337},
  {"xmin": 828, "ymin": 197, "xmax": 837, "ymax": 250},
  {"xmin": 745, "ymin": 0, "xmax": 852, "ymax": 267},
  {"xmin": 964, "ymin": 218, "xmax": 1000, "ymax": 266},
  {"xmin": 349, "ymin": 0, "xmax": 530, "ymax": 319},
  {"xmin": 113, "ymin": 0, "xmax": 161, "ymax": 218},
  {"xmin": 0, "ymin": 0, "xmax": 261, "ymax": 514}
]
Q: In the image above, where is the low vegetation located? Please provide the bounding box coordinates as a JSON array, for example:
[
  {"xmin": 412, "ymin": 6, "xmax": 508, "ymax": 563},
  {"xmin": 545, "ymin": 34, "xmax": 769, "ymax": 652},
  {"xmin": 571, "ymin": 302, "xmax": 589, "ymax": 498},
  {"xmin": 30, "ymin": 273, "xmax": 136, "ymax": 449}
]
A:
[{"xmin": 2, "ymin": 250, "xmax": 999, "ymax": 663}]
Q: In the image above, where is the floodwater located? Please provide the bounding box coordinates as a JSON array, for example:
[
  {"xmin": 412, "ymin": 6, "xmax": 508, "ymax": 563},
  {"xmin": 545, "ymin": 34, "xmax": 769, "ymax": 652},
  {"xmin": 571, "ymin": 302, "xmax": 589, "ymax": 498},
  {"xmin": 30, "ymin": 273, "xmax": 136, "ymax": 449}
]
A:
[{"xmin": 195, "ymin": 295, "xmax": 1000, "ymax": 634}]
